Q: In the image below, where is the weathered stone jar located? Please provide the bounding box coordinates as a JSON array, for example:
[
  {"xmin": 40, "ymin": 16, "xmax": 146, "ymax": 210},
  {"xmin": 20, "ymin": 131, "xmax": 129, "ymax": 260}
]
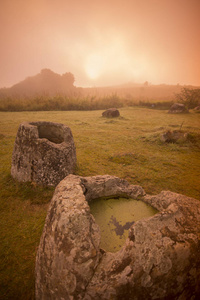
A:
[
  {"xmin": 11, "ymin": 121, "xmax": 76, "ymax": 186},
  {"xmin": 35, "ymin": 175, "xmax": 200, "ymax": 299}
]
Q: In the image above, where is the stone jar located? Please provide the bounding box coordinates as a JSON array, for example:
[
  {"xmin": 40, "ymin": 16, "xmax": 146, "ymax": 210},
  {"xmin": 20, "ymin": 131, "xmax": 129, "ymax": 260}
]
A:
[
  {"xmin": 11, "ymin": 121, "xmax": 76, "ymax": 186},
  {"xmin": 102, "ymin": 108, "xmax": 120, "ymax": 118},
  {"xmin": 35, "ymin": 175, "xmax": 200, "ymax": 299}
]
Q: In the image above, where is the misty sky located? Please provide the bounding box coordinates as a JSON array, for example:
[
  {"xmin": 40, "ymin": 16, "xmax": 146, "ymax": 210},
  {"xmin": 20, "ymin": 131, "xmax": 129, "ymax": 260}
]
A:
[{"xmin": 0, "ymin": 0, "xmax": 200, "ymax": 88}]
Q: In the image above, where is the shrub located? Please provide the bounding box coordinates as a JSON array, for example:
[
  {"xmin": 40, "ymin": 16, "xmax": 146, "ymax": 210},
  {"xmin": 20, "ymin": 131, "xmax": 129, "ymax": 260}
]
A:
[{"xmin": 175, "ymin": 87, "xmax": 200, "ymax": 109}]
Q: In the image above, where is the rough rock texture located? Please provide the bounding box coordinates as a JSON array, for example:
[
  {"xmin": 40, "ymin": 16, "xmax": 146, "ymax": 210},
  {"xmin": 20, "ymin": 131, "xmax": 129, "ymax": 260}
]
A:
[
  {"xmin": 168, "ymin": 103, "xmax": 189, "ymax": 114},
  {"xmin": 160, "ymin": 130, "xmax": 188, "ymax": 143},
  {"xmin": 102, "ymin": 108, "xmax": 120, "ymax": 118},
  {"xmin": 35, "ymin": 175, "xmax": 200, "ymax": 300},
  {"xmin": 11, "ymin": 121, "xmax": 76, "ymax": 186}
]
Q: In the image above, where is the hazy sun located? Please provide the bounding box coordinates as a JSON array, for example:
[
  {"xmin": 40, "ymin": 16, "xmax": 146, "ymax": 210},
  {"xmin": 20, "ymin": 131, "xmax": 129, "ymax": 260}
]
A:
[
  {"xmin": 84, "ymin": 37, "xmax": 128, "ymax": 80},
  {"xmin": 84, "ymin": 35, "xmax": 150, "ymax": 84},
  {"xmin": 85, "ymin": 53, "xmax": 106, "ymax": 79}
]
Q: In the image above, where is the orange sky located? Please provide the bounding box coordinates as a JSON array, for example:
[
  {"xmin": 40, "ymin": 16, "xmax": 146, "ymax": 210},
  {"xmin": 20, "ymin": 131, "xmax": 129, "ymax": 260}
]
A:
[{"xmin": 0, "ymin": 0, "xmax": 200, "ymax": 88}]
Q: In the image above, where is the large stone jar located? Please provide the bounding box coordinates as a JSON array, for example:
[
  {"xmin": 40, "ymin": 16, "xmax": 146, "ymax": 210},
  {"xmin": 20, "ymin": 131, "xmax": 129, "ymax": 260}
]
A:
[
  {"xmin": 35, "ymin": 175, "xmax": 200, "ymax": 299},
  {"xmin": 11, "ymin": 121, "xmax": 76, "ymax": 186}
]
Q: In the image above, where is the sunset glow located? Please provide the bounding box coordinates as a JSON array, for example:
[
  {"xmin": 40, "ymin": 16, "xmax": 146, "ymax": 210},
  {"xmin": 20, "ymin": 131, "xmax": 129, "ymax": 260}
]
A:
[
  {"xmin": 84, "ymin": 37, "xmax": 133, "ymax": 81},
  {"xmin": 85, "ymin": 53, "xmax": 105, "ymax": 79},
  {"xmin": 0, "ymin": 0, "xmax": 200, "ymax": 87}
]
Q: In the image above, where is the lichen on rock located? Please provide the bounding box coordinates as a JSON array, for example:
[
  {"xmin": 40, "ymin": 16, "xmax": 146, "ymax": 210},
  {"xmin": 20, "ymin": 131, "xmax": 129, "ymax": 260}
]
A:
[
  {"xmin": 35, "ymin": 175, "xmax": 200, "ymax": 299},
  {"xmin": 11, "ymin": 121, "xmax": 76, "ymax": 186}
]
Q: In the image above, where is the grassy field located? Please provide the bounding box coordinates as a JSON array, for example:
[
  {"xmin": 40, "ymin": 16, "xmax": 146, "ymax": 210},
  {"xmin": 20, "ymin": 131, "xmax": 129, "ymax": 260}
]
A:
[{"xmin": 0, "ymin": 108, "xmax": 200, "ymax": 299}]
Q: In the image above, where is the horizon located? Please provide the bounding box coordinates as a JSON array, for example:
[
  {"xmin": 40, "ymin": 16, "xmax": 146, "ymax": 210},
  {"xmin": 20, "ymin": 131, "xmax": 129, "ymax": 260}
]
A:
[
  {"xmin": 1, "ymin": 0, "xmax": 200, "ymax": 88},
  {"xmin": 1, "ymin": 68, "xmax": 200, "ymax": 90}
]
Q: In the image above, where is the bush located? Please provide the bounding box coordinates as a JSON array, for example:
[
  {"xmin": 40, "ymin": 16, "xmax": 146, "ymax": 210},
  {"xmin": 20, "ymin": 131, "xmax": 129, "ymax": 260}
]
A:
[{"xmin": 175, "ymin": 87, "xmax": 200, "ymax": 109}]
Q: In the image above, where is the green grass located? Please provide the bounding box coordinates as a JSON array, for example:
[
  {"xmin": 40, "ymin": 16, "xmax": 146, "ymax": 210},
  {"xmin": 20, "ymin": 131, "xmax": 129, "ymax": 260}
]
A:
[{"xmin": 0, "ymin": 108, "xmax": 200, "ymax": 299}]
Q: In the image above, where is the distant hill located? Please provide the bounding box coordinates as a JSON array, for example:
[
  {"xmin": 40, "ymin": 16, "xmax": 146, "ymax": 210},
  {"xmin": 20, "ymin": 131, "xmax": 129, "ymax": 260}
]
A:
[
  {"xmin": 0, "ymin": 69, "xmax": 77, "ymax": 97},
  {"xmin": 0, "ymin": 69, "xmax": 199, "ymax": 101}
]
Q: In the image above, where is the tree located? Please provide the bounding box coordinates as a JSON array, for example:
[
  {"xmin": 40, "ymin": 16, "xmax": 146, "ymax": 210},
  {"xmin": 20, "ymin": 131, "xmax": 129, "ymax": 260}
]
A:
[
  {"xmin": 175, "ymin": 87, "xmax": 200, "ymax": 109},
  {"xmin": 62, "ymin": 72, "xmax": 75, "ymax": 87}
]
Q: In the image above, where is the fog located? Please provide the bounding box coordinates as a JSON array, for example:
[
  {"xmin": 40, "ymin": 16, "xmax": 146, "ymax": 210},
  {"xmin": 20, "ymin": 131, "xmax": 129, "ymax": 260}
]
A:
[{"xmin": 0, "ymin": 0, "xmax": 200, "ymax": 88}]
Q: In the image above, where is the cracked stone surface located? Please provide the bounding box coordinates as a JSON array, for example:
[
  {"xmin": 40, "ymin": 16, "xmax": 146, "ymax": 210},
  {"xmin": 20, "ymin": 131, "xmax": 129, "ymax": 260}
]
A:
[
  {"xmin": 11, "ymin": 121, "xmax": 76, "ymax": 186},
  {"xmin": 35, "ymin": 175, "xmax": 200, "ymax": 299}
]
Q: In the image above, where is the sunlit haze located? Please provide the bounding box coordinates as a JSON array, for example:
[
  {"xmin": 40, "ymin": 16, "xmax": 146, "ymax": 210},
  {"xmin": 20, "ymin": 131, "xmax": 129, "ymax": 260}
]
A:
[{"xmin": 0, "ymin": 0, "xmax": 200, "ymax": 88}]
